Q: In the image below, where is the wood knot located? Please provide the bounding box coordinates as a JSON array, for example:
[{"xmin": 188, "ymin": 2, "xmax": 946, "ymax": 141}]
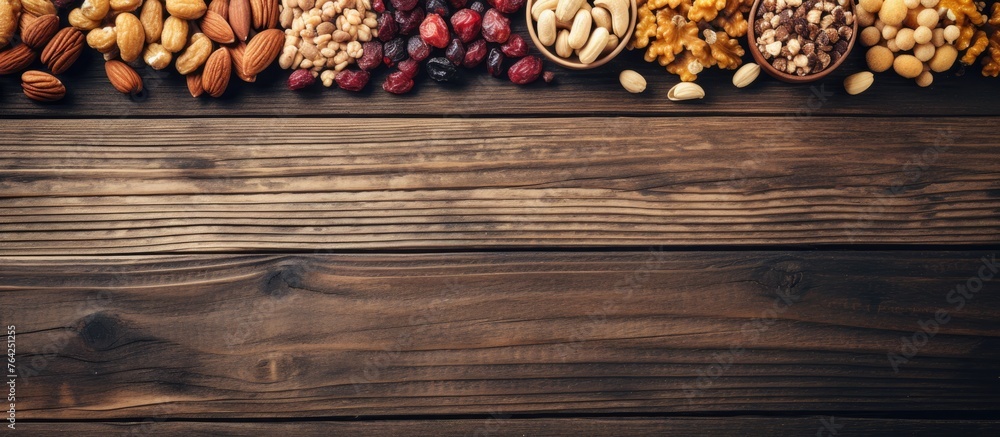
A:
[
  {"xmin": 250, "ymin": 353, "xmax": 299, "ymax": 383},
  {"xmin": 262, "ymin": 265, "xmax": 305, "ymax": 298},
  {"xmin": 76, "ymin": 312, "xmax": 121, "ymax": 351}
]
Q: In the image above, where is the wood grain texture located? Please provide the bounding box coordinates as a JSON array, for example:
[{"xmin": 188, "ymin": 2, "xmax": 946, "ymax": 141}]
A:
[
  {"xmin": 1, "ymin": 42, "xmax": 999, "ymax": 117},
  {"xmin": 2, "ymin": 252, "xmax": 998, "ymax": 419},
  {"xmin": 18, "ymin": 417, "xmax": 1000, "ymax": 436},
  {"xmin": 1, "ymin": 118, "xmax": 997, "ymax": 254}
]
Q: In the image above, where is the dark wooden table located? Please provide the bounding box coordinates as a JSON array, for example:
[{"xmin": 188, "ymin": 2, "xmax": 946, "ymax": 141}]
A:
[{"xmin": 2, "ymin": 23, "xmax": 1000, "ymax": 436}]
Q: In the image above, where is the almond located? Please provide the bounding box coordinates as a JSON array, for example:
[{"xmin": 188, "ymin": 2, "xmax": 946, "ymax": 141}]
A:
[
  {"xmin": 22, "ymin": 0, "xmax": 57, "ymax": 17},
  {"xmin": 18, "ymin": 10, "xmax": 36, "ymax": 35},
  {"xmin": 104, "ymin": 59, "xmax": 143, "ymax": 94},
  {"xmin": 201, "ymin": 46, "xmax": 230, "ymax": 97},
  {"xmin": 186, "ymin": 71, "xmax": 204, "ymax": 97},
  {"xmin": 208, "ymin": 0, "xmax": 228, "ymax": 20},
  {"xmin": 166, "ymin": 0, "xmax": 207, "ymax": 20},
  {"xmin": 21, "ymin": 69, "xmax": 66, "ymax": 102},
  {"xmin": 21, "ymin": 14, "xmax": 58, "ymax": 49},
  {"xmin": 250, "ymin": 0, "xmax": 277, "ymax": 30},
  {"xmin": 0, "ymin": 44, "xmax": 37, "ymax": 75},
  {"xmin": 175, "ymin": 32, "xmax": 212, "ymax": 74},
  {"xmin": 0, "ymin": 0, "xmax": 19, "ymax": 49},
  {"xmin": 41, "ymin": 27, "xmax": 84, "ymax": 75},
  {"xmin": 228, "ymin": 0, "xmax": 250, "ymax": 42},
  {"xmin": 242, "ymin": 27, "xmax": 281, "ymax": 75},
  {"xmin": 200, "ymin": 10, "xmax": 235, "ymax": 44},
  {"xmin": 228, "ymin": 39, "xmax": 255, "ymax": 82},
  {"xmin": 115, "ymin": 12, "xmax": 145, "ymax": 62},
  {"xmin": 139, "ymin": 0, "xmax": 163, "ymax": 43}
]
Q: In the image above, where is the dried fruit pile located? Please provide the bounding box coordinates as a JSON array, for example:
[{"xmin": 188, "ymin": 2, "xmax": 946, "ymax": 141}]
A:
[
  {"xmin": 283, "ymin": 0, "xmax": 548, "ymax": 94},
  {"xmin": 0, "ymin": 0, "xmax": 83, "ymax": 101},
  {"xmin": 68, "ymin": 0, "xmax": 284, "ymax": 98},
  {"xmin": 631, "ymin": 0, "xmax": 753, "ymax": 81}
]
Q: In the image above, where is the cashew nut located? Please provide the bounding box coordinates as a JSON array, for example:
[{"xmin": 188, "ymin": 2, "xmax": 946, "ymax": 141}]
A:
[
  {"xmin": 577, "ymin": 26, "xmax": 609, "ymax": 64},
  {"xmin": 567, "ymin": 8, "xmax": 592, "ymax": 50},
  {"xmin": 592, "ymin": 0, "xmax": 628, "ymax": 38},
  {"xmin": 554, "ymin": 29, "xmax": 572, "ymax": 58},
  {"xmin": 554, "ymin": 0, "xmax": 585, "ymax": 23},
  {"xmin": 591, "ymin": 6, "xmax": 612, "ymax": 32},
  {"xmin": 537, "ymin": 9, "xmax": 557, "ymax": 46},
  {"xmin": 531, "ymin": 0, "xmax": 558, "ymax": 20}
]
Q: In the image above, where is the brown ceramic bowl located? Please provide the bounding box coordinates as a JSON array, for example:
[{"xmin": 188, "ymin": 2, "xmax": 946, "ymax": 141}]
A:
[
  {"xmin": 747, "ymin": 0, "xmax": 858, "ymax": 83},
  {"xmin": 525, "ymin": 0, "xmax": 638, "ymax": 70}
]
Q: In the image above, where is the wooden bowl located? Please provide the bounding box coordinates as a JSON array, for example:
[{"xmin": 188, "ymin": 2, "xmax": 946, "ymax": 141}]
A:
[
  {"xmin": 525, "ymin": 0, "xmax": 638, "ymax": 70},
  {"xmin": 747, "ymin": 0, "xmax": 858, "ymax": 83}
]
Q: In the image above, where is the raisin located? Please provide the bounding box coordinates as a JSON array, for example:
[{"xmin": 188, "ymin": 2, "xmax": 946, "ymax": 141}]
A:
[
  {"xmin": 407, "ymin": 35, "xmax": 432, "ymax": 62},
  {"xmin": 383, "ymin": 37, "xmax": 408, "ymax": 67},
  {"xmin": 542, "ymin": 70, "xmax": 555, "ymax": 83},
  {"xmin": 507, "ymin": 55, "xmax": 542, "ymax": 84},
  {"xmin": 377, "ymin": 12, "xmax": 398, "ymax": 42},
  {"xmin": 448, "ymin": 0, "xmax": 468, "ymax": 9},
  {"xmin": 397, "ymin": 58, "xmax": 420, "ymax": 78},
  {"xmin": 383, "ymin": 71, "xmax": 415, "ymax": 94},
  {"xmin": 486, "ymin": 46, "xmax": 505, "ymax": 77},
  {"xmin": 419, "ymin": 13, "xmax": 450, "ymax": 48},
  {"xmin": 358, "ymin": 41, "xmax": 383, "ymax": 71},
  {"xmin": 450, "ymin": 9, "xmax": 482, "ymax": 43},
  {"xmin": 462, "ymin": 38, "xmax": 487, "ymax": 68},
  {"xmin": 445, "ymin": 38, "xmax": 466, "ymax": 65},
  {"xmin": 426, "ymin": 57, "xmax": 458, "ymax": 82},
  {"xmin": 469, "ymin": 0, "xmax": 487, "ymax": 14},
  {"xmin": 287, "ymin": 69, "xmax": 315, "ymax": 90},
  {"xmin": 390, "ymin": 0, "xmax": 419, "ymax": 11},
  {"xmin": 425, "ymin": 0, "xmax": 450, "ymax": 16},
  {"xmin": 488, "ymin": 0, "xmax": 525, "ymax": 14},
  {"xmin": 500, "ymin": 33, "xmax": 528, "ymax": 58},
  {"xmin": 481, "ymin": 9, "xmax": 510, "ymax": 43},
  {"xmin": 373, "ymin": 0, "xmax": 386, "ymax": 12},
  {"xmin": 335, "ymin": 69, "xmax": 371, "ymax": 91},
  {"xmin": 395, "ymin": 7, "xmax": 425, "ymax": 36}
]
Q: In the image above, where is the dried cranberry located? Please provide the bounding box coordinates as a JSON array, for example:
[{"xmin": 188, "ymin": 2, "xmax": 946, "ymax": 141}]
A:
[
  {"xmin": 407, "ymin": 35, "xmax": 432, "ymax": 62},
  {"xmin": 448, "ymin": 0, "xmax": 468, "ymax": 8},
  {"xmin": 335, "ymin": 69, "xmax": 371, "ymax": 91},
  {"xmin": 383, "ymin": 37, "xmax": 408, "ymax": 67},
  {"xmin": 462, "ymin": 38, "xmax": 487, "ymax": 68},
  {"xmin": 358, "ymin": 41, "xmax": 383, "ymax": 71},
  {"xmin": 398, "ymin": 58, "xmax": 420, "ymax": 78},
  {"xmin": 390, "ymin": 0, "xmax": 419, "ymax": 11},
  {"xmin": 426, "ymin": 56, "xmax": 458, "ymax": 82},
  {"xmin": 450, "ymin": 9, "xmax": 482, "ymax": 43},
  {"xmin": 486, "ymin": 46, "xmax": 505, "ymax": 77},
  {"xmin": 444, "ymin": 38, "xmax": 466, "ymax": 65},
  {"xmin": 383, "ymin": 71, "xmax": 415, "ymax": 94},
  {"xmin": 425, "ymin": 0, "xmax": 449, "ymax": 16},
  {"xmin": 481, "ymin": 9, "xmax": 510, "ymax": 43},
  {"xmin": 373, "ymin": 0, "xmax": 386, "ymax": 12},
  {"xmin": 507, "ymin": 55, "xmax": 542, "ymax": 84},
  {"xmin": 395, "ymin": 7, "xmax": 425, "ymax": 36},
  {"xmin": 377, "ymin": 12, "xmax": 398, "ymax": 42},
  {"xmin": 542, "ymin": 70, "xmax": 555, "ymax": 83},
  {"xmin": 501, "ymin": 33, "xmax": 528, "ymax": 58},
  {"xmin": 488, "ymin": 0, "xmax": 524, "ymax": 13},
  {"xmin": 469, "ymin": 0, "xmax": 487, "ymax": 13},
  {"xmin": 287, "ymin": 69, "xmax": 315, "ymax": 90},
  {"xmin": 419, "ymin": 13, "xmax": 450, "ymax": 48}
]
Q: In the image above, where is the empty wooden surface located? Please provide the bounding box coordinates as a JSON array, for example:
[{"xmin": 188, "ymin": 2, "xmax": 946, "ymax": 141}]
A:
[
  {"xmin": 3, "ymin": 252, "xmax": 998, "ymax": 419},
  {"xmin": 2, "ymin": 118, "xmax": 998, "ymax": 254}
]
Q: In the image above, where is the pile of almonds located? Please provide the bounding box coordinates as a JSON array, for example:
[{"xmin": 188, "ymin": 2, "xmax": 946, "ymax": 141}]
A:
[
  {"xmin": 68, "ymin": 0, "xmax": 284, "ymax": 98},
  {"xmin": 0, "ymin": 0, "xmax": 85, "ymax": 101}
]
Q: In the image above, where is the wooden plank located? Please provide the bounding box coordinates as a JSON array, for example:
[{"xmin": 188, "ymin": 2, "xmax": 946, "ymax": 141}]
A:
[
  {"xmin": 16, "ymin": 417, "xmax": 1000, "ymax": 436},
  {"xmin": 2, "ymin": 252, "xmax": 998, "ymax": 419},
  {"xmin": 1, "ymin": 117, "xmax": 997, "ymax": 254},
  {"xmin": 1, "ymin": 43, "xmax": 999, "ymax": 117}
]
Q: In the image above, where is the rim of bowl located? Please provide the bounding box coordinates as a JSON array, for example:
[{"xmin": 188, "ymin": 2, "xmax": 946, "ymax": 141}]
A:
[
  {"xmin": 525, "ymin": 0, "xmax": 638, "ymax": 70},
  {"xmin": 747, "ymin": 0, "xmax": 859, "ymax": 83}
]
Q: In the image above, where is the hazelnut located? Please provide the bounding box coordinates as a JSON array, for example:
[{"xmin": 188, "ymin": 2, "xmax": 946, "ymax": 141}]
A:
[
  {"xmin": 913, "ymin": 26, "xmax": 932, "ymax": 45},
  {"xmin": 866, "ymin": 45, "xmax": 894, "ymax": 72},
  {"xmin": 914, "ymin": 43, "xmax": 935, "ymax": 62},
  {"xmin": 860, "ymin": 26, "xmax": 881, "ymax": 46}
]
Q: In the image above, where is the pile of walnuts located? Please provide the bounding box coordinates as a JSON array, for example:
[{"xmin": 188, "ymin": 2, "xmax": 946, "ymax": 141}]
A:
[
  {"xmin": 961, "ymin": 1, "xmax": 999, "ymax": 76},
  {"xmin": 630, "ymin": 0, "xmax": 753, "ymax": 81}
]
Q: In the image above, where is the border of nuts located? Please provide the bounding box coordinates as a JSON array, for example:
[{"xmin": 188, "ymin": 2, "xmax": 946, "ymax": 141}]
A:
[
  {"xmin": 68, "ymin": 0, "xmax": 284, "ymax": 98},
  {"xmin": 0, "ymin": 0, "xmax": 83, "ymax": 102}
]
